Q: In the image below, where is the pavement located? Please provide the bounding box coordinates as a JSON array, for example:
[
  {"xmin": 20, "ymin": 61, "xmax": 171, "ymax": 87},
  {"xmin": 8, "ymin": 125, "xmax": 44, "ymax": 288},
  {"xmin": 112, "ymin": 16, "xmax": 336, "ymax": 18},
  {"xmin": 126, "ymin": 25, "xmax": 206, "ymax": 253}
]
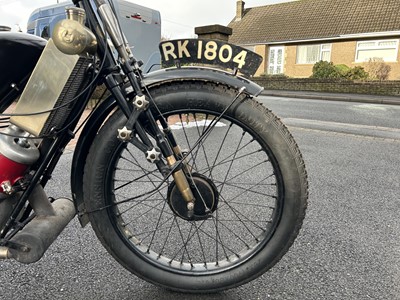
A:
[{"xmin": 261, "ymin": 89, "xmax": 400, "ymax": 105}]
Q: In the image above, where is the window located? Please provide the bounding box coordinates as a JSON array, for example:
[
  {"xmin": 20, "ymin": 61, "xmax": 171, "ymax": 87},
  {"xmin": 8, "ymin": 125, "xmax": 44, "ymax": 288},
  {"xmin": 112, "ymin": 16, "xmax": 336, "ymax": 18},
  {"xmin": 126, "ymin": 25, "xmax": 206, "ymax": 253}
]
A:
[
  {"xmin": 296, "ymin": 44, "xmax": 331, "ymax": 64},
  {"xmin": 40, "ymin": 25, "xmax": 50, "ymax": 39},
  {"xmin": 355, "ymin": 39, "xmax": 399, "ymax": 62}
]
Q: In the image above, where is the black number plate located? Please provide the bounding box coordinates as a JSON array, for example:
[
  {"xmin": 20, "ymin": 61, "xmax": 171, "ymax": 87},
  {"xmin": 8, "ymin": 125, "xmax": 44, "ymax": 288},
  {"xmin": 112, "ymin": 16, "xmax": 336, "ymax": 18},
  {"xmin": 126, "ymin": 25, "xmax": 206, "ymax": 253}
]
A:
[{"xmin": 159, "ymin": 39, "xmax": 263, "ymax": 76}]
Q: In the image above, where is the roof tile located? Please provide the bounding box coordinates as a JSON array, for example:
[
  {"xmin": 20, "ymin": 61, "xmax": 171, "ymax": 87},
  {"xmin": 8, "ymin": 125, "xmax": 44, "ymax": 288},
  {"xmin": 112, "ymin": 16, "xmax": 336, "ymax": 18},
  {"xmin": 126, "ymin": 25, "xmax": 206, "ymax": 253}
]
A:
[{"xmin": 228, "ymin": 0, "xmax": 400, "ymax": 44}]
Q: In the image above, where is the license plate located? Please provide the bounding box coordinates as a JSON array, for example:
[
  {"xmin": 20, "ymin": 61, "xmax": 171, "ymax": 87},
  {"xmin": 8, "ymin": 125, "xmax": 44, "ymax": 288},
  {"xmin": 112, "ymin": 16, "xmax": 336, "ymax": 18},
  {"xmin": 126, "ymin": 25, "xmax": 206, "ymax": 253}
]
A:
[{"xmin": 159, "ymin": 39, "xmax": 263, "ymax": 76}]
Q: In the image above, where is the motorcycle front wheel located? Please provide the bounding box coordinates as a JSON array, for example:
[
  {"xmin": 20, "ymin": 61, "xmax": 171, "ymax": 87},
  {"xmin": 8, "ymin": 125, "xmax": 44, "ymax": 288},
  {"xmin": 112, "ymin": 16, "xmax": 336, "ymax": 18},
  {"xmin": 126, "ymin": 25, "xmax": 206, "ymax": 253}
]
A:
[{"xmin": 84, "ymin": 81, "xmax": 308, "ymax": 293}]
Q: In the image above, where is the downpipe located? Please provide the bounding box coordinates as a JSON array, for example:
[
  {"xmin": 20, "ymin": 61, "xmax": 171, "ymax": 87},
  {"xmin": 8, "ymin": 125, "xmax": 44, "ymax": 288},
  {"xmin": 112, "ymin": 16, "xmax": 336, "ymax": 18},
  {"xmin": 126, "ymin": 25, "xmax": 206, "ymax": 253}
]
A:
[
  {"xmin": 0, "ymin": 185, "xmax": 76, "ymax": 263},
  {"xmin": 0, "ymin": 193, "xmax": 20, "ymax": 231}
]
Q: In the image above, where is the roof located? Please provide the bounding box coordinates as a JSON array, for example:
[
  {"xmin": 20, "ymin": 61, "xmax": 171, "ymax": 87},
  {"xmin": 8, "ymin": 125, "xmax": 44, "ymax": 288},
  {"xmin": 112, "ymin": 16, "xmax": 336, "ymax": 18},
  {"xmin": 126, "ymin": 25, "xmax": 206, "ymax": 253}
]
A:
[{"xmin": 228, "ymin": 0, "xmax": 400, "ymax": 45}]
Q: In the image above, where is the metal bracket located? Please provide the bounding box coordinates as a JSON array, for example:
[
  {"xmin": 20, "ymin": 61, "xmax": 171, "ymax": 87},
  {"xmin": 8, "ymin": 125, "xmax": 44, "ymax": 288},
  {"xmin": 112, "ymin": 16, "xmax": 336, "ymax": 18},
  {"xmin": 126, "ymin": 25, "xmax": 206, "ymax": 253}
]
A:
[
  {"xmin": 0, "ymin": 181, "xmax": 13, "ymax": 195},
  {"xmin": 117, "ymin": 95, "xmax": 149, "ymax": 143}
]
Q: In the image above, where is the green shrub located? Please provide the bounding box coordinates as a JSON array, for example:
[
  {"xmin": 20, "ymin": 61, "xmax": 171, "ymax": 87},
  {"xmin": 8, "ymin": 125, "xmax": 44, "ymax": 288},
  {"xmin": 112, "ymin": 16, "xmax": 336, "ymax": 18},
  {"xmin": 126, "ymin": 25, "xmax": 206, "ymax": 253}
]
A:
[
  {"xmin": 311, "ymin": 61, "xmax": 342, "ymax": 79},
  {"xmin": 335, "ymin": 64, "xmax": 351, "ymax": 76},
  {"xmin": 343, "ymin": 66, "xmax": 369, "ymax": 80},
  {"xmin": 260, "ymin": 73, "xmax": 290, "ymax": 79},
  {"xmin": 311, "ymin": 61, "xmax": 369, "ymax": 80}
]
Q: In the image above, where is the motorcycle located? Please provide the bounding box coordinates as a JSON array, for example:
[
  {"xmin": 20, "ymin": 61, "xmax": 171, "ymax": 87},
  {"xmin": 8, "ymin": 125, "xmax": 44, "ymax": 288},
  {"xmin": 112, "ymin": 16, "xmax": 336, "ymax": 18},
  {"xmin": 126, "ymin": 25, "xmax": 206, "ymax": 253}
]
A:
[{"xmin": 0, "ymin": 0, "xmax": 308, "ymax": 293}]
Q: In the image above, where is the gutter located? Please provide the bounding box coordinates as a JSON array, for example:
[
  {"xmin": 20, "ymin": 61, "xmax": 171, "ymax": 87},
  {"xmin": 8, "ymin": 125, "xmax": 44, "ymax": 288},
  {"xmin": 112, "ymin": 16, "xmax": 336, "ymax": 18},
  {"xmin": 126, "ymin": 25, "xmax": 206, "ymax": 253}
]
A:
[{"xmin": 237, "ymin": 31, "xmax": 400, "ymax": 46}]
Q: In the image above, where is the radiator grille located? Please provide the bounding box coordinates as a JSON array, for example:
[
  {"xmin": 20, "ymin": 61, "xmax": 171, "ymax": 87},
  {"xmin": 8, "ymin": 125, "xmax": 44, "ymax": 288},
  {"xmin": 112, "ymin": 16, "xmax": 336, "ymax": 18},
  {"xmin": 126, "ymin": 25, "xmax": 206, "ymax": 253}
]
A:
[{"xmin": 40, "ymin": 57, "xmax": 91, "ymax": 136}]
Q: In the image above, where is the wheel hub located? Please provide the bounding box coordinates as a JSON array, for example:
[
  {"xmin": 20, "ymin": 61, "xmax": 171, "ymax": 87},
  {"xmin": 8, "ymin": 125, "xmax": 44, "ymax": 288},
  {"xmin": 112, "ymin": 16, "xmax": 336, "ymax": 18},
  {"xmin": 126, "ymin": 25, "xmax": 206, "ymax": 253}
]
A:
[{"xmin": 168, "ymin": 173, "xmax": 219, "ymax": 221}]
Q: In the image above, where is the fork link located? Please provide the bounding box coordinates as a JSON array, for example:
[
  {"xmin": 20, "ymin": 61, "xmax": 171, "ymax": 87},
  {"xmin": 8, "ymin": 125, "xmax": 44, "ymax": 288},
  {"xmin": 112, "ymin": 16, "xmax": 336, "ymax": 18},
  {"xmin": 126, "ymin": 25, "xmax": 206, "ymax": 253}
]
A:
[{"xmin": 166, "ymin": 155, "xmax": 195, "ymax": 213}]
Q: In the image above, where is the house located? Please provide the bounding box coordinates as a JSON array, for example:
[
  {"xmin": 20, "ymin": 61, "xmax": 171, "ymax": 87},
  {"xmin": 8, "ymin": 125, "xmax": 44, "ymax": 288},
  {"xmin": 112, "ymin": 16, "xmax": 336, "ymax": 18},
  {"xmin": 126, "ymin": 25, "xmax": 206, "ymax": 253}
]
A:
[{"xmin": 228, "ymin": 0, "xmax": 400, "ymax": 79}]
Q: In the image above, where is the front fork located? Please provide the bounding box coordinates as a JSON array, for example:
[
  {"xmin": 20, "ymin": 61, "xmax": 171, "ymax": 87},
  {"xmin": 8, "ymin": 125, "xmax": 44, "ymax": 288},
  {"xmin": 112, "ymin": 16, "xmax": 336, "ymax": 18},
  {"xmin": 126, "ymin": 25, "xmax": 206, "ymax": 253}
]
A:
[
  {"xmin": 91, "ymin": 0, "xmax": 196, "ymax": 213},
  {"xmin": 111, "ymin": 81, "xmax": 196, "ymax": 213}
]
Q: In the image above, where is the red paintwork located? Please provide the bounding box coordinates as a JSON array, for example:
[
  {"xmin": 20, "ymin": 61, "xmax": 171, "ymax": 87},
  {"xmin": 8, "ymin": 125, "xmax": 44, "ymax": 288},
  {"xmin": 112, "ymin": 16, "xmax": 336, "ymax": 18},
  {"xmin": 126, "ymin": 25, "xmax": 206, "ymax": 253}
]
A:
[{"xmin": 0, "ymin": 154, "xmax": 28, "ymax": 192}]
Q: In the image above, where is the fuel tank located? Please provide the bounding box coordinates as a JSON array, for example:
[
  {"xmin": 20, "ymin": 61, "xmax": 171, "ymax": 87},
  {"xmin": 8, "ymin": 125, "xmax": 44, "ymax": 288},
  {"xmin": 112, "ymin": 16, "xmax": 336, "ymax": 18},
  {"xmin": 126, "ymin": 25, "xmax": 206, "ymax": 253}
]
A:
[{"xmin": 0, "ymin": 32, "xmax": 46, "ymax": 103}]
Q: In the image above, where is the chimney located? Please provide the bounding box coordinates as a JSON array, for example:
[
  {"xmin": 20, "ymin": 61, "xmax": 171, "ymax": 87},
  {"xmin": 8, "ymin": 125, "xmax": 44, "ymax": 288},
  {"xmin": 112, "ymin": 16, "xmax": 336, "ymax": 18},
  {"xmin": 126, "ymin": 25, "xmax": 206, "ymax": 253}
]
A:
[
  {"xmin": 195, "ymin": 25, "xmax": 233, "ymax": 42},
  {"xmin": 236, "ymin": 0, "xmax": 245, "ymax": 21}
]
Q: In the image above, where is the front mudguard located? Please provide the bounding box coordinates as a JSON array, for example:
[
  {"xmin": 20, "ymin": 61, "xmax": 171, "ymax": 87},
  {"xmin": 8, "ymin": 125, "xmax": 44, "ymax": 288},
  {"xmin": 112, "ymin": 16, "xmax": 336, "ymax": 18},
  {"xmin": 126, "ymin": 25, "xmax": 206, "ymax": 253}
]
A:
[
  {"xmin": 71, "ymin": 66, "xmax": 263, "ymax": 226},
  {"xmin": 142, "ymin": 66, "xmax": 264, "ymax": 96}
]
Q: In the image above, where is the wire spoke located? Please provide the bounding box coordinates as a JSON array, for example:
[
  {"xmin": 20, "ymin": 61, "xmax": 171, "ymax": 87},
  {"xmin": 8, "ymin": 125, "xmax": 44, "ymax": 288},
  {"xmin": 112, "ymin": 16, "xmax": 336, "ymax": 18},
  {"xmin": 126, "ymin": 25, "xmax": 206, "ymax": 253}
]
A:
[
  {"xmin": 109, "ymin": 109, "xmax": 282, "ymax": 271},
  {"xmin": 219, "ymin": 195, "xmax": 269, "ymax": 233},
  {"xmin": 195, "ymin": 147, "xmax": 264, "ymax": 175}
]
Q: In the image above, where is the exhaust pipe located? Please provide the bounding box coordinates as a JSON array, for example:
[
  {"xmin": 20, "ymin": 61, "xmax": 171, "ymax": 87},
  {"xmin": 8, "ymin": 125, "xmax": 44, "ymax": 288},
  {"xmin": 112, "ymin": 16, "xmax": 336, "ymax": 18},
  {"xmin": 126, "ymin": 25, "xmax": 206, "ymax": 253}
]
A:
[
  {"xmin": 0, "ymin": 185, "xmax": 76, "ymax": 263},
  {"xmin": 8, "ymin": 198, "xmax": 76, "ymax": 263},
  {"xmin": 0, "ymin": 193, "xmax": 20, "ymax": 231}
]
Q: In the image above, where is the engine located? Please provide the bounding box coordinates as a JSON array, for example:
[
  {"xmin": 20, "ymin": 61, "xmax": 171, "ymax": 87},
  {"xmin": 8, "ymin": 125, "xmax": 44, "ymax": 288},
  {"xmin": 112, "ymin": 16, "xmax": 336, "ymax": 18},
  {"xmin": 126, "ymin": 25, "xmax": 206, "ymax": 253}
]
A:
[{"xmin": 0, "ymin": 125, "xmax": 40, "ymax": 195}]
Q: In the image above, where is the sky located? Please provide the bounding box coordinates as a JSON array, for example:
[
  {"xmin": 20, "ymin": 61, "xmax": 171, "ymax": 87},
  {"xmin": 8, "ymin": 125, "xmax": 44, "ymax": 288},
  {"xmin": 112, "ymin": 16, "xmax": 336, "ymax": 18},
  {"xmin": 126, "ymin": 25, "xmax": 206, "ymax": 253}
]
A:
[{"xmin": 0, "ymin": 0, "xmax": 294, "ymax": 38}]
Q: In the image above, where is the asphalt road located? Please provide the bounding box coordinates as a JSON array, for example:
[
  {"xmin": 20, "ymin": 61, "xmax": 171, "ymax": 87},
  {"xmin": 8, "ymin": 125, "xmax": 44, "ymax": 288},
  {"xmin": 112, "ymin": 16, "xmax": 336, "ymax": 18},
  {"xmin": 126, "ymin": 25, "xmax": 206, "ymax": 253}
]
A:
[{"xmin": 1, "ymin": 96, "xmax": 400, "ymax": 299}]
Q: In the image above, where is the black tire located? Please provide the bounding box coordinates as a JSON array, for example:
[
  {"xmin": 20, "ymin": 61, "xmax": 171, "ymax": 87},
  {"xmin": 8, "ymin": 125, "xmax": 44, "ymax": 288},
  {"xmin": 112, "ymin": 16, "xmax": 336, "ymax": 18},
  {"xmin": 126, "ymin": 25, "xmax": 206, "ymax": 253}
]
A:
[{"xmin": 83, "ymin": 81, "xmax": 308, "ymax": 293}]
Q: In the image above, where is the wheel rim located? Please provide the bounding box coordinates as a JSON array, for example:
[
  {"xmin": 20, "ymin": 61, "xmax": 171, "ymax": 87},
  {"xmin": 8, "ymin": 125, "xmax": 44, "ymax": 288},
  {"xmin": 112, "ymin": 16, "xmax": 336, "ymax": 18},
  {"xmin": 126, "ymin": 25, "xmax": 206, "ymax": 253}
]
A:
[{"xmin": 106, "ymin": 110, "xmax": 284, "ymax": 275}]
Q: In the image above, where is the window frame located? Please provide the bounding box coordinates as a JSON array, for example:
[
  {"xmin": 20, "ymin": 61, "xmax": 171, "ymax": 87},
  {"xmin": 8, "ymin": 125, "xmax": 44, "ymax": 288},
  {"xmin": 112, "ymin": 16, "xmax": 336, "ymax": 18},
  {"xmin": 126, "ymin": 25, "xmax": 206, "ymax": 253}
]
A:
[
  {"xmin": 355, "ymin": 39, "xmax": 399, "ymax": 63},
  {"xmin": 296, "ymin": 43, "xmax": 332, "ymax": 64}
]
